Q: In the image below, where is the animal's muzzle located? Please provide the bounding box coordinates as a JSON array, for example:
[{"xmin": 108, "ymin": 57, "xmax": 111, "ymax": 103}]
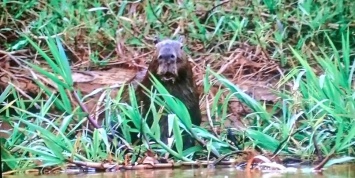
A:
[{"xmin": 157, "ymin": 62, "xmax": 178, "ymax": 82}]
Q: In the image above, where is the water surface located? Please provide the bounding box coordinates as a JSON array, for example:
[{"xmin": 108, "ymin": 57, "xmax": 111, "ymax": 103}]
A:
[{"xmin": 4, "ymin": 164, "xmax": 355, "ymax": 178}]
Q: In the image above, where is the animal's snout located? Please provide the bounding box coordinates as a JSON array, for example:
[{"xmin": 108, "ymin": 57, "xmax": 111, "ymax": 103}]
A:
[
  {"xmin": 158, "ymin": 47, "xmax": 177, "ymax": 64},
  {"xmin": 158, "ymin": 53, "xmax": 176, "ymax": 64},
  {"xmin": 156, "ymin": 54, "xmax": 178, "ymax": 82},
  {"xmin": 158, "ymin": 54, "xmax": 176, "ymax": 59}
]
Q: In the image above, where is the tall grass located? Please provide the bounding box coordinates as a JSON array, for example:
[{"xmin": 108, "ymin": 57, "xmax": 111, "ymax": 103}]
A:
[{"xmin": 1, "ymin": 0, "xmax": 355, "ymax": 173}]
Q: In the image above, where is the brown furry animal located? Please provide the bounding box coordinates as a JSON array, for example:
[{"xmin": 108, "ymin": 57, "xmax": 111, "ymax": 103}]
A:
[{"xmin": 133, "ymin": 36, "xmax": 202, "ymax": 149}]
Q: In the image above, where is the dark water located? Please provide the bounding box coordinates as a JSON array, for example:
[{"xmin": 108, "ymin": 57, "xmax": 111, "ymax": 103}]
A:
[{"xmin": 3, "ymin": 164, "xmax": 355, "ymax": 178}]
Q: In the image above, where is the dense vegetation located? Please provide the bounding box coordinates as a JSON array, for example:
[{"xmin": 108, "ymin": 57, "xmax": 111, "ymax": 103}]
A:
[{"xmin": 1, "ymin": 0, "xmax": 355, "ymax": 174}]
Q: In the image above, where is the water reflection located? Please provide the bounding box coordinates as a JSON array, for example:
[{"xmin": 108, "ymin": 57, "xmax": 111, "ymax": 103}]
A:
[{"xmin": 3, "ymin": 164, "xmax": 355, "ymax": 178}]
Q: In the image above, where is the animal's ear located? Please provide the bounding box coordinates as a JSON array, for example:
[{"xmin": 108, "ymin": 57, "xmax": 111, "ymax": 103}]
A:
[
  {"xmin": 153, "ymin": 36, "xmax": 161, "ymax": 44},
  {"xmin": 177, "ymin": 35, "xmax": 185, "ymax": 44},
  {"xmin": 177, "ymin": 35, "xmax": 185, "ymax": 49}
]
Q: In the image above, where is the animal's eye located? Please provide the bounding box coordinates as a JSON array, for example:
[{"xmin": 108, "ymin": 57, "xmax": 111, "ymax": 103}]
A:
[
  {"xmin": 180, "ymin": 45, "xmax": 183, "ymax": 49},
  {"xmin": 158, "ymin": 55, "xmax": 163, "ymax": 59},
  {"xmin": 170, "ymin": 54, "xmax": 175, "ymax": 58}
]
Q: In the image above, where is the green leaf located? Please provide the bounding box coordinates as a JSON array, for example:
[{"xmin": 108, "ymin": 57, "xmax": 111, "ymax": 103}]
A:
[
  {"xmin": 57, "ymin": 84, "xmax": 72, "ymax": 112},
  {"xmin": 42, "ymin": 137, "xmax": 65, "ymax": 160},
  {"xmin": 0, "ymin": 85, "xmax": 13, "ymax": 103},
  {"xmin": 210, "ymin": 69, "xmax": 271, "ymax": 121},
  {"xmin": 24, "ymin": 61, "xmax": 69, "ymax": 88},
  {"xmin": 246, "ymin": 129, "xmax": 283, "ymax": 152},
  {"xmin": 59, "ymin": 115, "xmax": 74, "ymax": 135},
  {"xmin": 22, "ymin": 35, "xmax": 63, "ymax": 76},
  {"xmin": 171, "ymin": 114, "xmax": 183, "ymax": 154},
  {"xmin": 324, "ymin": 156, "xmax": 355, "ymax": 168},
  {"xmin": 55, "ymin": 37, "xmax": 73, "ymax": 86},
  {"xmin": 15, "ymin": 145, "xmax": 61, "ymax": 161},
  {"xmin": 1, "ymin": 139, "xmax": 18, "ymax": 170},
  {"xmin": 149, "ymin": 74, "xmax": 193, "ymax": 129}
]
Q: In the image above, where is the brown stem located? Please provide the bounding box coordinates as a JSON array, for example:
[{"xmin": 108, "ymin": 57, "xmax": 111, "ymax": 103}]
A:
[
  {"xmin": 72, "ymin": 90, "xmax": 101, "ymax": 129},
  {"xmin": 213, "ymin": 150, "xmax": 245, "ymax": 166},
  {"xmin": 312, "ymin": 133, "xmax": 324, "ymax": 160},
  {"xmin": 199, "ymin": 0, "xmax": 230, "ymax": 23},
  {"xmin": 313, "ymin": 153, "xmax": 334, "ymax": 171}
]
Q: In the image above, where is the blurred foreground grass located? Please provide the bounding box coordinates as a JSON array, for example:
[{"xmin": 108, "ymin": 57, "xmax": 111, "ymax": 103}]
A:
[{"xmin": 1, "ymin": 0, "xmax": 355, "ymax": 173}]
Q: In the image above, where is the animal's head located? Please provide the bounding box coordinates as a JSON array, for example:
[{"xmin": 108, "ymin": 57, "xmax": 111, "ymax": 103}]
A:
[{"xmin": 152, "ymin": 36, "xmax": 187, "ymax": 83}]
